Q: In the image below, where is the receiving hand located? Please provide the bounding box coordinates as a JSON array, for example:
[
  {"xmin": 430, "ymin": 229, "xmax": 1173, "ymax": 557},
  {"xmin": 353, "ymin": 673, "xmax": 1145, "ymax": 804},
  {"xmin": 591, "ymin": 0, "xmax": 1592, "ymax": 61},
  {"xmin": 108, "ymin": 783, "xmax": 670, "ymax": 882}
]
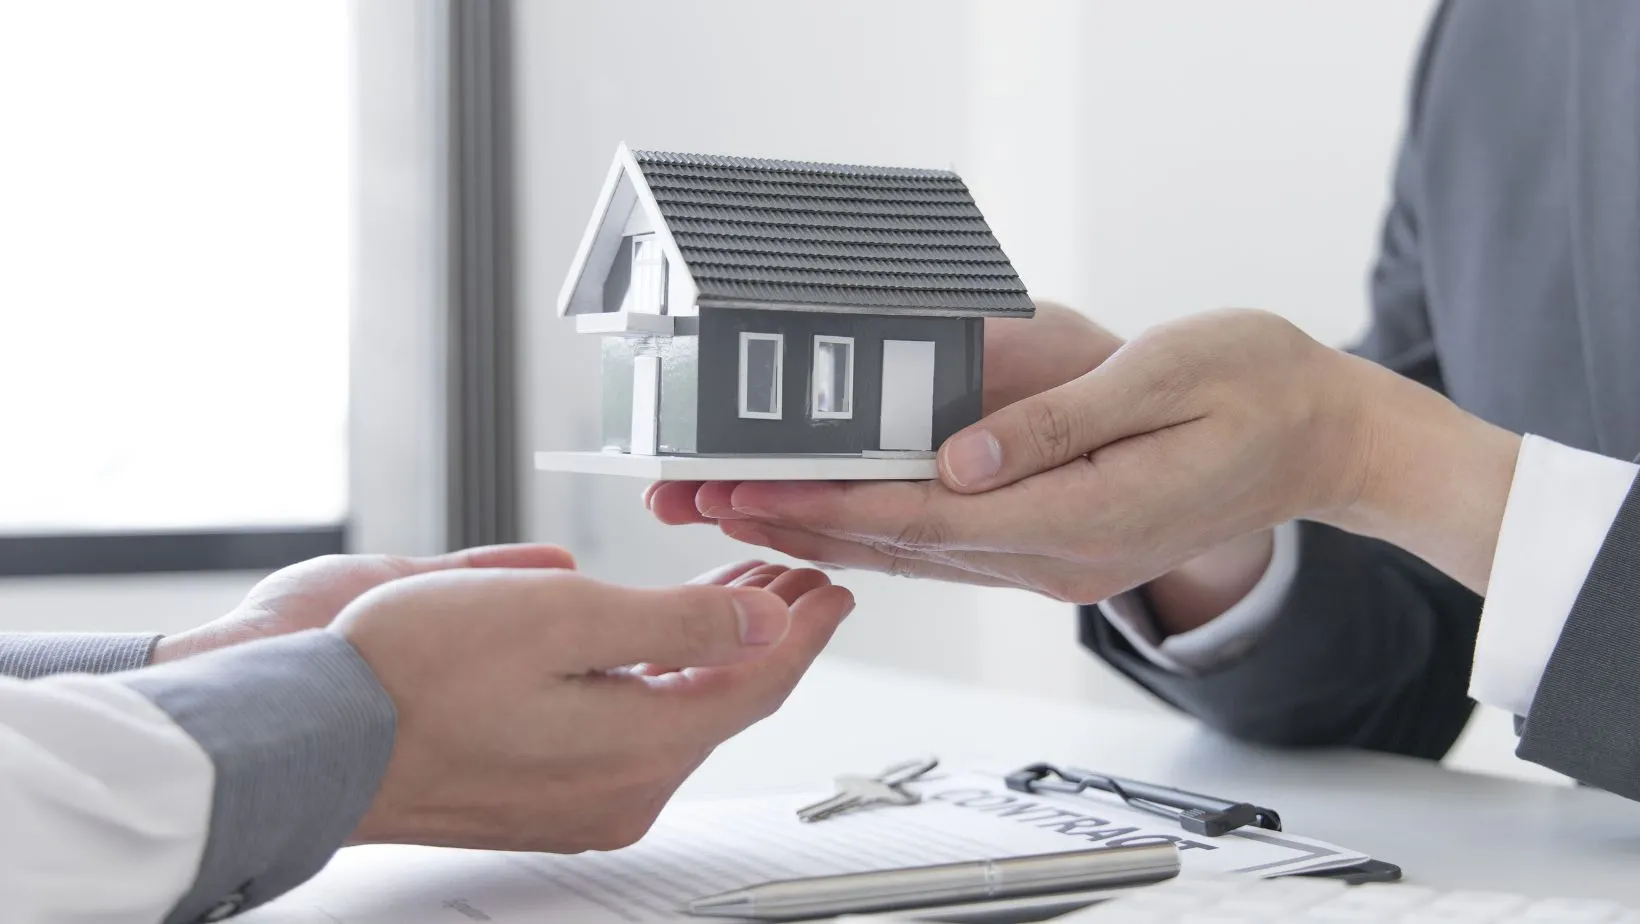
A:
[
  {"xmin": 335, "ymin": 560, "xmax": 852, "ymax": 852},
  {"xmin": 654, "ymin": 309, "xmax": 1518, "ymax": 602},
  {"xmin": 152, "ymin": 544, "xmax": 577, "ymax": 663}
]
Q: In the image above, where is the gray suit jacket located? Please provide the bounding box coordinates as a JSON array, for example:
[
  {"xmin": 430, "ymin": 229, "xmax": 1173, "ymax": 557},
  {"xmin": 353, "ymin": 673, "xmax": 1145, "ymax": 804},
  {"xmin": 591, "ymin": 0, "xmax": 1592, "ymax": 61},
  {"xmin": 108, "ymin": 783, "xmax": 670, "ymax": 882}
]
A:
[{"xmin": 1081, "ymin": 0, "xmax": 1640, "ymax": 800}]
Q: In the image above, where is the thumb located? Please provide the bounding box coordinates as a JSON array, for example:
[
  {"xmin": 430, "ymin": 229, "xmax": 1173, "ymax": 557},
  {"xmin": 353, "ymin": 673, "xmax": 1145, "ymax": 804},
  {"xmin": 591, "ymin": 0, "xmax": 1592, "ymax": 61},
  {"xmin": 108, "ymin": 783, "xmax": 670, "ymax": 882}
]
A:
[
  {"xmin": 549, "ymin": 580, "xmax": 792, "ymax": 673},
  {"xmin": 937, "ymin": 352, "xmax": 1178, "ymax": 493}
]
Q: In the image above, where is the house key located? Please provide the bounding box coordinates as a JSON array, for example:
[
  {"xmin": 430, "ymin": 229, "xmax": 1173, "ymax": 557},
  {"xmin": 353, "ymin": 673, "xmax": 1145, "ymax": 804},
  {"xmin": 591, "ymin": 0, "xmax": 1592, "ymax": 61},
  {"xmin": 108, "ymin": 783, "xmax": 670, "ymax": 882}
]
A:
[{"xmin": 796, "ymin": 757, "xmax": 940, "ymax": 823}]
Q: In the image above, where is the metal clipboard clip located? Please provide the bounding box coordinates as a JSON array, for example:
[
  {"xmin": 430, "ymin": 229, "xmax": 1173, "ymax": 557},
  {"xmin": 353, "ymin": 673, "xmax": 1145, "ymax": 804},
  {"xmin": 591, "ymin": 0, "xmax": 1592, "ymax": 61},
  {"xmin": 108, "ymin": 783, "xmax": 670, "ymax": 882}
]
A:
[{"xmin": 1004, "ymin": 762, "xmax": 1283, "ymax": 837}]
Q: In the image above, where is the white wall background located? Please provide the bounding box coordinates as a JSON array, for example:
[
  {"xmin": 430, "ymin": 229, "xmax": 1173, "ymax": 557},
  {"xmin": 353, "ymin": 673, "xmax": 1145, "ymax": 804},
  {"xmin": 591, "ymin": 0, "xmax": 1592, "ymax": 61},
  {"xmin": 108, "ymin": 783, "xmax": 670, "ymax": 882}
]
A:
[{"xmin": 0, "ymin": 0, "xmax": 1554, "ymax": 785}]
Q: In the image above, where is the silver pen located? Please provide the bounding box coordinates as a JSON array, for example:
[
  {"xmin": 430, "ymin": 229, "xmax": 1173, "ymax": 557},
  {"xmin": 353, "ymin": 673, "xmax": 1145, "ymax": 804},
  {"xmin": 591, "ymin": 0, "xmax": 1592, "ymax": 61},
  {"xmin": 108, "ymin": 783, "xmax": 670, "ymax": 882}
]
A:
[{"xmin": 684, "ymin": 843, "xmax": 1179, "ymax": 921}]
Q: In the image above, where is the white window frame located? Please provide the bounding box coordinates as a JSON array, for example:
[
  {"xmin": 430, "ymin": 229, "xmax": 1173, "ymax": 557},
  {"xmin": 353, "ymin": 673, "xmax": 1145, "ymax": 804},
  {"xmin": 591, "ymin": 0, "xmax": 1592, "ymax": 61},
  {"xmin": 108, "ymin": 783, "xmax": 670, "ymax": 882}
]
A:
[
  {"xmin": 629, "ymin": 231, "xmax": 668, "ymax": 314},
  {"xmin": 811, "ymin": 335, "xmax": 855, "ymax": 419},
  {"xmin": 738, "ymin": 332, "xmax": 784, "ymax": 419}
]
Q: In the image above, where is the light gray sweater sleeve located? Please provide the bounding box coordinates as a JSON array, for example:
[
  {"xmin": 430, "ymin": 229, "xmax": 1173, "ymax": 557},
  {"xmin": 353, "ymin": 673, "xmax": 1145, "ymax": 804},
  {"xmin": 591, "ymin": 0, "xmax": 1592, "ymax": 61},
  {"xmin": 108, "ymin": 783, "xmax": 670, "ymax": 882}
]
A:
[
  {"xmin": 0, "ymin": 632, "xmax": 160, "ymax": 678},
  {"xmin": 118, "ymin": 630, "xmax": 396, "ymax": 923}
]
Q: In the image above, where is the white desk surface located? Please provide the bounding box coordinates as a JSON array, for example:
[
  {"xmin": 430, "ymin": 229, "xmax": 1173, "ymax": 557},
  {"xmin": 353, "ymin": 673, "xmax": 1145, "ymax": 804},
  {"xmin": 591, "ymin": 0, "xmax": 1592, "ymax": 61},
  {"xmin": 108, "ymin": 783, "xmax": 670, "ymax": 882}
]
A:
[{"xmin": 682, "ymin": 657, "xmax": 1640, "ymax": 902}]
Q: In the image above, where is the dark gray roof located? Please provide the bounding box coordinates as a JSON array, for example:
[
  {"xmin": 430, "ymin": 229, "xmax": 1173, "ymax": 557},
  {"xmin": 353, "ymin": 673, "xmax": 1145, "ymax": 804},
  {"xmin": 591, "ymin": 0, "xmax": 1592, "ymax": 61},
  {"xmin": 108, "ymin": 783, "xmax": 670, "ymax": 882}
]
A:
[{"xmin": 631, "ymin": 150, "xmax": 1033, "ymax": 316}]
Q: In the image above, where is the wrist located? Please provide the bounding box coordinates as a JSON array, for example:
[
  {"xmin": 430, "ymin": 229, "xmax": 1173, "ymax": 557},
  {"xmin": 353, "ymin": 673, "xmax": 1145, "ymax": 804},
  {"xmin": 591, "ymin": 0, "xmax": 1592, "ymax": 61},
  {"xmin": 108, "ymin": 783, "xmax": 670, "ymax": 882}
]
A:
[
  {"xmin": 1146, "ymin": 530, "xmax": 1276, "ymax": 636},
  {"xmin": 149, "ymin": 634, "xmax": 196, "ymax": 665},
  {"xmin": 1316, "ymin": 358, "xmax": 1520, "ymax": 592}
]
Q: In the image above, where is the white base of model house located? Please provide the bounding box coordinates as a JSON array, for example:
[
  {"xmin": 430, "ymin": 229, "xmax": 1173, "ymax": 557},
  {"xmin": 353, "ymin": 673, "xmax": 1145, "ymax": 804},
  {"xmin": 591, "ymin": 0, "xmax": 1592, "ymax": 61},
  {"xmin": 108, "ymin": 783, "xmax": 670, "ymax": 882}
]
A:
[{"xmin": 533, "ymin": 450, "xmax": 938, "ymax": 481}]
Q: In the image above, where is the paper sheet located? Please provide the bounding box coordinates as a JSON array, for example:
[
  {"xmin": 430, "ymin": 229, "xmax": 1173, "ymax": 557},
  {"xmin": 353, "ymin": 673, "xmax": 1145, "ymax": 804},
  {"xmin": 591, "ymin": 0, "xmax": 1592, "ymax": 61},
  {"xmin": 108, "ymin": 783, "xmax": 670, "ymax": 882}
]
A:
[{"xmin": 240, "ymin": 771, "xmax": 1366, "ymax": 923}]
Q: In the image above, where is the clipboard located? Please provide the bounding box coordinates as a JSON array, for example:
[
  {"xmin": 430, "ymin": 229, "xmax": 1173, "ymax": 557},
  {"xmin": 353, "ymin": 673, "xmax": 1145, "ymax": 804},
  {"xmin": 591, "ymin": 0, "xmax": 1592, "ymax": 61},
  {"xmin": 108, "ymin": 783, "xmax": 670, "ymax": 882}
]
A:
[
  {"xmin": 698, "ymin": 762, "xmax": 1401, "ymax": 923},
  {"xmin": 1002, "ymin": 762, "xmax": 1401, "ymax": 885},
  {"xmin": 832, "ymin": 761, "xmax": 1402, "ymax": 922}
]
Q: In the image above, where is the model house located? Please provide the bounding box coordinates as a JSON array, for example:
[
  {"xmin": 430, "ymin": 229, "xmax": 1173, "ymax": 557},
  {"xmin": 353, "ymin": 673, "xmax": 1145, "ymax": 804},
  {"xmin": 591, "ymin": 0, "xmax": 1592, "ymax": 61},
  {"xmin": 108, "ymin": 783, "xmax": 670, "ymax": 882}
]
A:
[{"xmin": 537, "ymin": 144, "xmax": 1033, "ymax": 480}]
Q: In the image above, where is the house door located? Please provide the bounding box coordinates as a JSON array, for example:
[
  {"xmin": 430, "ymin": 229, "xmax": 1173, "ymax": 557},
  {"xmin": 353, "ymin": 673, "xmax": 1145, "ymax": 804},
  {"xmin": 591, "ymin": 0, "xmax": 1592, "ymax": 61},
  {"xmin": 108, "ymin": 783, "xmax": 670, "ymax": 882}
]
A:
[
  {"xmin": 879, "ymin": 340, "xmax": 936, "ymax": 451},
  {"xmin": 630, "ymin": 354, "xmax": 660, "ymax": 455}
]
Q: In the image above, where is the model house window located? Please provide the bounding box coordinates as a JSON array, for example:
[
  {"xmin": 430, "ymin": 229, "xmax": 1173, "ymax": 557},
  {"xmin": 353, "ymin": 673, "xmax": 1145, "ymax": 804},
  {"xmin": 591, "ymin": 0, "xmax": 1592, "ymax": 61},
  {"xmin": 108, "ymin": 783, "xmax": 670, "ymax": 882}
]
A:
[
  {"xmin": 739, "ymin": 332, "xmax": 783, "ymax": 419},
  {"xmin": 812, "ymin": 336, "xmax": 855, "ymax": 419},
  {"xmin": 628, "ymin": 232, "xmax": 667, "ymax": 314}
]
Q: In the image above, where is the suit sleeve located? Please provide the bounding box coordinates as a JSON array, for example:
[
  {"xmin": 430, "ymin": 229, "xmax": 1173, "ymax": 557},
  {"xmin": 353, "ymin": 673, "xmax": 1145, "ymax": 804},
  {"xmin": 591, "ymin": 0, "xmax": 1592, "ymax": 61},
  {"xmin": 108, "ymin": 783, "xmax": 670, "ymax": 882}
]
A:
[
  {"xmin": 1, "ymin": 631, "xmax": 394, "ymax": 924},
  {"xmin": 0, "ymin": 632, "xmax": 160, "ymax": 679},
  {"xmin": 123, "ymin": 631, "xmax": 396, "ymax": 923},
  {"xmin": 1516, "ymin": 479, "xmax": 1640, "ymax": 799},
  {"xmin": 1078, "ymin": 0, "xmax": 1485, "ymax": 761}
]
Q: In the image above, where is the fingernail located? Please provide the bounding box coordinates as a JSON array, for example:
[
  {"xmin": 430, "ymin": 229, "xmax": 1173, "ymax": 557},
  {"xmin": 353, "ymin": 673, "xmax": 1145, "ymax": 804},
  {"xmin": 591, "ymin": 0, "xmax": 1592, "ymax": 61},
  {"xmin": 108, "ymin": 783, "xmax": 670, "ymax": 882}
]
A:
[
  {"xmin": 733, "ymin": 591, "xmax": 789, "ymax": 646},
  {"xmin": 941, "ymin": 429, "xmax": 1003, "ymax": 487},
  {"xmin": 700, "ymin": 505, "xmax": 747, "ymax": 520}
]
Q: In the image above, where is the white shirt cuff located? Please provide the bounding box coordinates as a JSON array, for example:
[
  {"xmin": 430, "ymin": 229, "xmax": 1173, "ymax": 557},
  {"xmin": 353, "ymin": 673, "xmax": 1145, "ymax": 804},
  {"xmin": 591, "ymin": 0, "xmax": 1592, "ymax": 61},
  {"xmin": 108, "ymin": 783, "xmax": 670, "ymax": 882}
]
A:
[
  {"xmin": 1099, "ymin": 521, "xmax": 1301, "ymax": 675},
  {"xmin": 1469, "ymin": 434, "xmax": 1638, "ymax": 717}
]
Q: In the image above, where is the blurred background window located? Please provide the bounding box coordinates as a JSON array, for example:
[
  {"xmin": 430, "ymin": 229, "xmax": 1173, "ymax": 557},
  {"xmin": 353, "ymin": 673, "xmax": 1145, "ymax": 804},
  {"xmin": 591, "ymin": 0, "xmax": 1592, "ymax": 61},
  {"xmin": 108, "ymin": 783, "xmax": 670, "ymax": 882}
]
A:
[{"xmin": 0, "ymin": 0, "xmax": 349, "ymax": 570}]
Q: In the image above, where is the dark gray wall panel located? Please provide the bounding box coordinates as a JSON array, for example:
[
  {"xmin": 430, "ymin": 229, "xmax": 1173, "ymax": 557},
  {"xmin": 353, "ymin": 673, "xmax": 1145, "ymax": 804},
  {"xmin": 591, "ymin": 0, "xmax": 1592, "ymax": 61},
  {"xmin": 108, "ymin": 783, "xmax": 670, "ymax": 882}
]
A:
[{"xmin": 696, "ymin": 309, "xmax": 982, "ymax": 455}]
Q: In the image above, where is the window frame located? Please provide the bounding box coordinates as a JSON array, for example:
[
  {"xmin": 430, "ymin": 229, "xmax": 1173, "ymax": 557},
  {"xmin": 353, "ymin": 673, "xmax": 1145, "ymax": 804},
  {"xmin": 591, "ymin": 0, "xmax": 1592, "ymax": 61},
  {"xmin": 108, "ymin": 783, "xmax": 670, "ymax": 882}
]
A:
[
  {"xmin": 0, "ymin": 526, "xmax": 347, "ymax": 578},
  {"xmin": 810, "ymin": 335, "xmax": 855, "ymax": 420},
  {"xmin": 0, "ymin": 0, "xmax": 359, "ymax": 576},
  {"xmin": 628, "ymin": 232, "xmax": 668, "ymax": 314},
  {"xmin": 0, "ymin": 0, "xmax": 512, "ymax": 575},
  {"xmin": 738, "ymin": 331, "xmax": 785, "ymax": 420}
]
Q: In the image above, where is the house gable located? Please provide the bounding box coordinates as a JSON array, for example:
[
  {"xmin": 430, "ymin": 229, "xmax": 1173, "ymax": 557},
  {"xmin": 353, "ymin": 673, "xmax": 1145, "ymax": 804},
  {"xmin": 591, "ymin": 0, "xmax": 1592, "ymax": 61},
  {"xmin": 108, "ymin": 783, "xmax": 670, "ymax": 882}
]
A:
[{"xmin": 557, "ymin": 144, "xmax": 698, "ymax": 318}]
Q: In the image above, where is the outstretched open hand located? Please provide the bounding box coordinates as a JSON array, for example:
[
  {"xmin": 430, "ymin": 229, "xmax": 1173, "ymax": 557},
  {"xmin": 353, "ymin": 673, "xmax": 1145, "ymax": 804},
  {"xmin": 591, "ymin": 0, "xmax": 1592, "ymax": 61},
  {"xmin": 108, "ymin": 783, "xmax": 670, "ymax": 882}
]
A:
[{"xmin": 152, "ymin": 544, "xmax": 578, "ymax": 663}]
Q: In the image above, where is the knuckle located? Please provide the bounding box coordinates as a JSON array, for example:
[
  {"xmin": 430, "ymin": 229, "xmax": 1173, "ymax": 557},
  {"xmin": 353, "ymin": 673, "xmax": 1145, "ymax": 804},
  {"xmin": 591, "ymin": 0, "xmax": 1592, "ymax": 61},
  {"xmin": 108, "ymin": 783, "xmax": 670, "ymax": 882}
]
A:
[
  {"xmin": 887, "ymin": 482, "xmax": 951, "ymax": 554},
  {"xmin": 886, "ymin": 549, "xmax": 918, "ymax": 580},
  {"xmin": 860, "ymin": 536, "xmax": 922, "ymax": 579},
  {"xmin": 891, "ymin": 516, "xmax": 946, "ymax": 553},
  {"xmin": 1023, "ymin": 400, "xmax": 1078, "ymax": 464}
]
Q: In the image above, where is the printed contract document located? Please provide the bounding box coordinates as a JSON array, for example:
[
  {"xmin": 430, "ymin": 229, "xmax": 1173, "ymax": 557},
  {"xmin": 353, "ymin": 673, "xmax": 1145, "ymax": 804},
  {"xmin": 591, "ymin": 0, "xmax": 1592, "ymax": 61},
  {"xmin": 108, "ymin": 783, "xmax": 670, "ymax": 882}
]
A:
[{"xmin": 240, "ymin": 770, "xmax": 1367, "ymax": 923}]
